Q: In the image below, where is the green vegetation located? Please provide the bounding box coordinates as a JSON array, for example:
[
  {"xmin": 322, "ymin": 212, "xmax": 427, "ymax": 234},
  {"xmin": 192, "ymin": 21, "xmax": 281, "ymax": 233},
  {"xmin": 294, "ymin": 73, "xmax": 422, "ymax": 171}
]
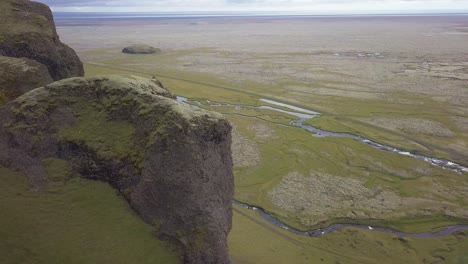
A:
[
  {"xmin": 303, "ymin": 115, "xmax": 430, "ymax": 154},
  {"xmin": 0, "ymin": 166, "xmax": 178, "ymax": 264},
  {"xmin": 229, "ymin": 205, "xmax": 468, "ymax": 264},
  {"xmin": 229, "ymin": 115, "xmax": 467, "ymax": 231},
  {"xmin": 58, "ymin": 104, "xmax": 144, "ymax": 167},
  {"xmin": 0, "ymin": 0, "xmax": 54, "ymax": 37},
  {"xmin": 0, "ymin": 90, "xmax": 6, "ymax": 105},
  {"xmin": 41, "ymin": 158, "xmax": 72, "ymax": 182},
  {"xmin": 188, "ymin": 226, "xmax": 209, "ymax": 251},
  {"xmin": 82, "ymin": 52, "xmax": 468, "ymax": 262},
  {"xmin": 84, "ymin": 61, "xmax": 468, "ymax": 233},
  {"xmin": 82, "ymin": 46, "xmax": 468, "ymax": 165},
  {"xmin": 0, "ymin": 56, "xmax": 52, "ymax": 105}
]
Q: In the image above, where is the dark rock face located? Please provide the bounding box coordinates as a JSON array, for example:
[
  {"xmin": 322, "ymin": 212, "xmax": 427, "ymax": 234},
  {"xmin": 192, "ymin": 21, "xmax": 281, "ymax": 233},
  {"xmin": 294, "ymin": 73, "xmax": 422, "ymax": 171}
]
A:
[
  {"xmin": 0, "ymin": 75, "xmax": 233, "ymax": 264},
  {"xmin": 0, "ymin": 55, "xmax": 53, "ymax": 105},
  {"xmin": 122, "ymin": 44, "xmax": 161, "ymax": 54},
  {"xmin": 0, "ymin": 0, "xmax": 84, "ymax": 81}
]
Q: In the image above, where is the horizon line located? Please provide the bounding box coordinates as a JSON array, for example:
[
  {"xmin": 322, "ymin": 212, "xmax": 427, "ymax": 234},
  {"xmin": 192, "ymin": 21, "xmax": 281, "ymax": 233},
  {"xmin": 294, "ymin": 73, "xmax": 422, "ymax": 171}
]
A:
[{"xmin": 51, "ymin": 10, "xmax": 468, "ymax": 15}]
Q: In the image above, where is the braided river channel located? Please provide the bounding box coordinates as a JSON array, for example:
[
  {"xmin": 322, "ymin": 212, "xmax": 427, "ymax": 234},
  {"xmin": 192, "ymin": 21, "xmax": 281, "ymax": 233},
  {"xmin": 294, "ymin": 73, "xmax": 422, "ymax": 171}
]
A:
[{"xmin": 177, "ymin": 96, "xmax": 468, "ymax": 237}]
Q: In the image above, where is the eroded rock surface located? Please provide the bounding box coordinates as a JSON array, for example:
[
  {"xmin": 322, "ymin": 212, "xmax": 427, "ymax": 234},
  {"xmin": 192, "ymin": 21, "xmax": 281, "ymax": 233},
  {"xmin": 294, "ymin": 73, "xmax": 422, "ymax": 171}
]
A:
[
  {"xmin": 0, "ymin": 55, "xmax": 53, "ymax": 105},
  {"xmin": 0, "ymin": 75, "xmax": 233, "ymax": 264},
  {"xmin": 0, "ymin": 0, "xmax": 84, "ymax": 81}
]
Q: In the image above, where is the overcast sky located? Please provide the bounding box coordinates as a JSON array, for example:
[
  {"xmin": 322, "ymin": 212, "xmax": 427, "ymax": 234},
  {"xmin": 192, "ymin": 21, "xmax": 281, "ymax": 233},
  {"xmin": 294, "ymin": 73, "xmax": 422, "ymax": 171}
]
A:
[{"xmin": 36, "ymin": 0, "xmax": 468, "ymax": 13}]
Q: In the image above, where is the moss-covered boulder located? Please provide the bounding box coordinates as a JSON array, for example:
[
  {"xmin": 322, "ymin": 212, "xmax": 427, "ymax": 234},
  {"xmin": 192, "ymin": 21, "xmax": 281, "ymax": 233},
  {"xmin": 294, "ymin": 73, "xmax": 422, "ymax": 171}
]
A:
[
  {"xmin": 122, "ymin": 44, "xmax": 161, "ymax": 54},
  {"xmin": 0, "ymin": 0, "xmax": 84, "ymax": 81},
  {"xmin": 0, "ymin": 75, "xmax": 233, "ymax": 264},
  {"xmin": 0, "ymin": 55, "xmax": 53, "ymax": 105}
]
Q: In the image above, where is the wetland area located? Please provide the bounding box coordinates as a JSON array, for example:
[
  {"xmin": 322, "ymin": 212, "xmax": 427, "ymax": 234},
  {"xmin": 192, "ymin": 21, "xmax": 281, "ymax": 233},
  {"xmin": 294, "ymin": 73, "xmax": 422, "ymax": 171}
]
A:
[{"xmin": 57, "ymin": 13, "xmax": 468, "ymax": 263}]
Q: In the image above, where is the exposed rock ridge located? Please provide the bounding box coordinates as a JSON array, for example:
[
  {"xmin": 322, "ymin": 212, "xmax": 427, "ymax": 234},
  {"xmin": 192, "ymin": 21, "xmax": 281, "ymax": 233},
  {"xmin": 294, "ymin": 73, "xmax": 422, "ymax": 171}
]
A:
[
  {"xmin": 0, "ymin": 75, "xmax": 233, "ymax": 264},
  {"xmin": 0, "ymin": 0, "xmax": 84, "ymax": 82}
]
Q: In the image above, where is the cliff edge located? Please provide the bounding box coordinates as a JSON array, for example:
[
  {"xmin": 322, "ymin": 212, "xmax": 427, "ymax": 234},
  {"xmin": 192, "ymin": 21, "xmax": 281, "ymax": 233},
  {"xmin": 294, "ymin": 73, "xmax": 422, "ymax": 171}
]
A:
[
  {"xmin": 0, "ymin": 0, "xmax": 84, "ymax": 81},
  {"xmin": 0, "ymin": 55, "xmax": 53, "ymax": 105},
  {"xmin": 0, "ymin": 75, "xmax": 233, "ymax": 263}
]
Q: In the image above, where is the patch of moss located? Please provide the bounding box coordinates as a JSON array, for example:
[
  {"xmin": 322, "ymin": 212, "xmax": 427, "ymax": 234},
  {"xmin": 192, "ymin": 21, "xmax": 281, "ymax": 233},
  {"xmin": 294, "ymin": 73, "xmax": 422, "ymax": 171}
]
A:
[
  {"xmin": 151, "ymin": 219, "xmax": 162, "ymax": 233},
  {"xmin": 189, "ymin": 226, "xmax": 209, "ymax": 251},
  {"xmin": 41, "ymin": 158, "xmax": 72, "ymax": 183},
  {"xmin": 121, "ymin": 186, "xmax": 134, "ymax": 198},
  {"xmin": 59, "ymin": 105, "xmax": 145, "ymax": 167},
  {"xmin": 4, "ymin": 122, "xmax": 42, "ymax": 140},
  {"xmin": 0, "ymin": 90, "xmax": 7, "ymax": 105},
  {"xmin": 30, "ymin": 13, "xmax": 49, "ymax": 29},
  {"xmin": 0, "ymin": 1, "xmax": 54, "ymax": 37},
  {"xmin": 175, "ymin": 229, "xmax": 186, "ymax": 239}
]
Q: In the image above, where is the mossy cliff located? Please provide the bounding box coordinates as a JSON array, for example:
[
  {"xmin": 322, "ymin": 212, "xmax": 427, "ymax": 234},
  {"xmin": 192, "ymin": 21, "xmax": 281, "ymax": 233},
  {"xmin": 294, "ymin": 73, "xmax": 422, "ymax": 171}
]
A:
[
  {"xmin": 0, "ymin": 0, "xmax": 84, "ymax": 81},
  {"xmin": 0, "ymin": 55, "xmax": 53, "ymax": 105},
  {"xmin": 0, "ymin": 75, "xmax": 233, "ymax": 264}
]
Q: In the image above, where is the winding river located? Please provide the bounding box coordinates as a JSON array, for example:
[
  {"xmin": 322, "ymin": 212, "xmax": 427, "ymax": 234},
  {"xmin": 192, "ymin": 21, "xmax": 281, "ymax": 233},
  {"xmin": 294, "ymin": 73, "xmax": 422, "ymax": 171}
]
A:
[
  {"xmin": 233, "ymin": 200, "xmax": 468, "ymax": 238},
  {"xmin": 259, "ymin": 99, "xmax": 468, "ymax": 174},
  {"xmin": 200, "ymin": 97, "xmax": 467, "ymax": 174},
  {"xmin": 177, "ymin": 96, "xmax": 468, "ymax": 237}
]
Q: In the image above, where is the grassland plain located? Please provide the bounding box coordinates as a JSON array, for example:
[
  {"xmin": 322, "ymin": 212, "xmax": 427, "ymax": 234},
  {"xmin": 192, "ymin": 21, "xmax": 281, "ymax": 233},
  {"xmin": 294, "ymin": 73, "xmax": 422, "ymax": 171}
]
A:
[
  {"xmin": 229, "ymin": 205, "xmax": 468, "ymax": 264},
  {"xmin": 79, "ymin": 45, "xmax": 467, "ymax": 155},
  {"xmin": 83, "ymin": 60, "xmax": 468, "ymax": 226},
  {"xmin": 56, "ymin": 15, "xmax": 468, "ymax": 262},
  {"xmin": 80, "ymin": 47, "xmax": 468, "ymax": 165},
  {"xmin": 84, "ymin": 62, "xmax": 468, "ymax": 263}
]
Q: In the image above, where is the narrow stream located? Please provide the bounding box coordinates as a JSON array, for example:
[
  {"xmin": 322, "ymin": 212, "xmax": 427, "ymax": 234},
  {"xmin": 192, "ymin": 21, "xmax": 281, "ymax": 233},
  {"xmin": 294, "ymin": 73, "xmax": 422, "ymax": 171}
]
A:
[
  {"xmin": 177, "ymin": 96, "xmax": 467, "ymax": 173},
  {"xmin": 177, "ymin": 96, "xmax": 468, "ymax": 237},
  {"xmin": 177, "ymin": 96, "xmax": 468, "ymax": 173},
  {"xmin": 233, "ymin": 200, "xmax": 468, "ymax": 238},
  {"xmin": 260, "ymin": 98, "xmax": 468, "ymax": 174}
]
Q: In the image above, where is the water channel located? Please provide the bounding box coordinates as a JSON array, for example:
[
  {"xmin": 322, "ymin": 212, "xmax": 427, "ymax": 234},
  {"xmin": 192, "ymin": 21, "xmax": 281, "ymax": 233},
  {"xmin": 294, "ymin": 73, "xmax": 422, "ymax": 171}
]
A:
[{"xmin": 177, "ymin": 96, "xmax": 468, "ymax": 237}]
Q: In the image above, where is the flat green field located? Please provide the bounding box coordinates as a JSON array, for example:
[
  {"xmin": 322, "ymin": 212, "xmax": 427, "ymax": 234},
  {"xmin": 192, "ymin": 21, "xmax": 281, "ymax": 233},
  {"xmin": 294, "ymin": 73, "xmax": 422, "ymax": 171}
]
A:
[{"xmin": 229, "ymin": 205, "xmax": 468, "ymax": 264}]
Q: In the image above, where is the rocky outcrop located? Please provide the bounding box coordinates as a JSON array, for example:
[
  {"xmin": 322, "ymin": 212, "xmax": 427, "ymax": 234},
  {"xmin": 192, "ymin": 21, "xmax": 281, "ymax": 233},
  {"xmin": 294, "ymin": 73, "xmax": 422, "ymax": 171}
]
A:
[
  {"xmin": 0, "ymin": 75, "xmax": 233, "ymax": 264},
  {"xmin": 0, "ymin": 0, "xmax": 84, "ymax": 81},
  {"xmin": 0, "ymin": 55, "xmax": 53, "ymax": 105},
  {"xmin": 122, "ymin": 44, "xmax": 161, "ymax": 54}
]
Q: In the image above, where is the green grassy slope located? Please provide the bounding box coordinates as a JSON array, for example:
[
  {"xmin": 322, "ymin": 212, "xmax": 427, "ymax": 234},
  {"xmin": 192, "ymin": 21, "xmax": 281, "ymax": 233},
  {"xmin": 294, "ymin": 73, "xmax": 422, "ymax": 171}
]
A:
[{"xmin": 0, "ymin": 166, "xmax": 178, "ymax": 264}]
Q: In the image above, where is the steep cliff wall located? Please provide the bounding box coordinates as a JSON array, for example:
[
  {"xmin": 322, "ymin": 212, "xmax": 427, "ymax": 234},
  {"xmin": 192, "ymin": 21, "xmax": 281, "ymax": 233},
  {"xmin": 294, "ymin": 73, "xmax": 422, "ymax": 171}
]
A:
[
  {"xmin": 0, "ymin": 0, "xmax": 84, "ymax": 81},
  {"xmin": 0, "ymin": 75, "xmax": 233, "ymax": 263}
]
